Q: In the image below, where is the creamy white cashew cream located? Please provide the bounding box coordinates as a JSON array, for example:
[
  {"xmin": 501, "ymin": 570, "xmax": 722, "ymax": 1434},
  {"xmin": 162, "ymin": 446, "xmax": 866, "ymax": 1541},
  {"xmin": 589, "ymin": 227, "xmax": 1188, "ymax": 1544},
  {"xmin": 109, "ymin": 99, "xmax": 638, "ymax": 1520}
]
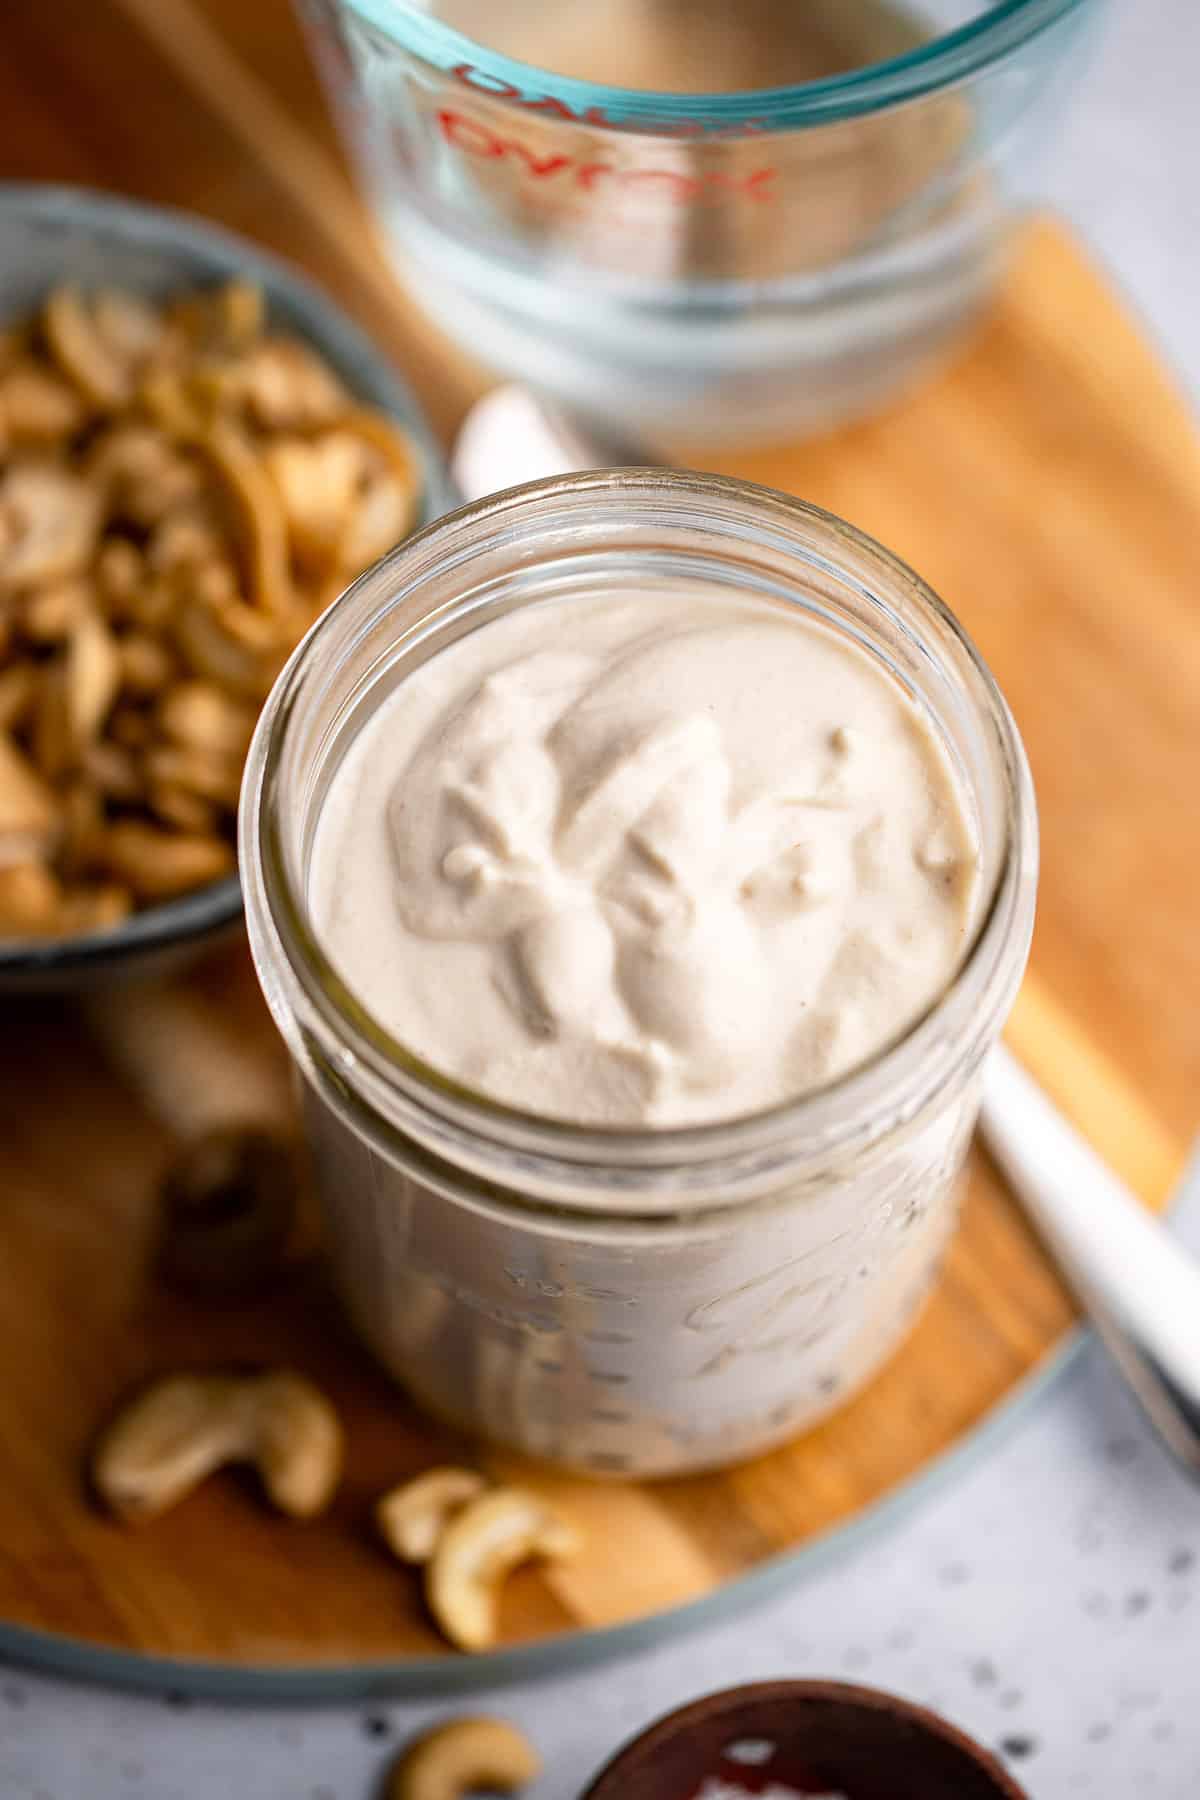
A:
[{"xmin": 311, "ymin": 593, "xmax": 979, "ymax": 1127}]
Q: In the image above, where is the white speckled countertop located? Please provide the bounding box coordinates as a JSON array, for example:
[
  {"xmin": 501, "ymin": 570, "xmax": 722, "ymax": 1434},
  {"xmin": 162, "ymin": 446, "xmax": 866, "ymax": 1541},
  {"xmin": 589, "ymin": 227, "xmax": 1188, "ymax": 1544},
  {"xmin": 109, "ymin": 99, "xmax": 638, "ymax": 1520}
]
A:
[{"xmin": 3, "ymin": 5, "xmax": 1198, "ymax": 1796}]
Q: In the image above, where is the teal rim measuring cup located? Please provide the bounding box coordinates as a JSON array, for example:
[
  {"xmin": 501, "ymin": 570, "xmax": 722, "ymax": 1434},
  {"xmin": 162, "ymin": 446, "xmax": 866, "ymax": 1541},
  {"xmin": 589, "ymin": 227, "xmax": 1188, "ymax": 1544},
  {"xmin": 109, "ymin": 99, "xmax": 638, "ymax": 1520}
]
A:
[{"xmin": 300, "ymin": 0, "xmax": 1101, "ymax": 444}]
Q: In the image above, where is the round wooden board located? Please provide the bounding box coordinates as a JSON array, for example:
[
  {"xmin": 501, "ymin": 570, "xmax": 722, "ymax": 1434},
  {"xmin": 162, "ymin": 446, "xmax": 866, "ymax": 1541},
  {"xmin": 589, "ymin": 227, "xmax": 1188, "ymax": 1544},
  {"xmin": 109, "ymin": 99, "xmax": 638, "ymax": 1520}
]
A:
[{"xmin": 0, "ymin": 215, "xmax": 1196, "ymax": 1693}]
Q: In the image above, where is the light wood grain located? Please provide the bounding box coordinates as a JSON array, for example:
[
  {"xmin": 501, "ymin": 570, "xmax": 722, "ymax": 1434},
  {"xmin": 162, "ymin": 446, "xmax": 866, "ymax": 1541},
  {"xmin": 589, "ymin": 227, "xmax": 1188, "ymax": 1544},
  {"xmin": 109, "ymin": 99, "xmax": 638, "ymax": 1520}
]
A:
[{"xmin": 0, "ymin": 0, "xmax": 1195, "ymax": 1678}]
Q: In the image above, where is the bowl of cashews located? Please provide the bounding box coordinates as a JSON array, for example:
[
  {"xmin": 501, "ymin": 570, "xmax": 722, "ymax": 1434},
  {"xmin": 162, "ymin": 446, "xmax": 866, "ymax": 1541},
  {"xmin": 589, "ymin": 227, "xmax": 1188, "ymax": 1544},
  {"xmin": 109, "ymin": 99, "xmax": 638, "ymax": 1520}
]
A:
[{"xmin": 0, "ymin": 183, "xmax": 450, "ymax": 989}]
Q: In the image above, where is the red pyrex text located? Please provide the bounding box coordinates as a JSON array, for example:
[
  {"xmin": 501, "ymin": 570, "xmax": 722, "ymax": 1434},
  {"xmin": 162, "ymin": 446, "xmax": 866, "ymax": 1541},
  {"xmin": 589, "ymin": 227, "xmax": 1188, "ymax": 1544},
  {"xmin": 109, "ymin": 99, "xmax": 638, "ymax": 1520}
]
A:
[{"xmin": 437, "ymin": 109, "xmax": 776, "ymax": 203}]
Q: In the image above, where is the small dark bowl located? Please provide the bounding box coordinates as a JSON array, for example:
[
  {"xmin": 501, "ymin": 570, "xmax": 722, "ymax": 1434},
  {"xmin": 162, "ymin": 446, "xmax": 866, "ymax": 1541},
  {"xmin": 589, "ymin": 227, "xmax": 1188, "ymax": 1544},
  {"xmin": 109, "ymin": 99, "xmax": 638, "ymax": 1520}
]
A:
[
  {"xmin": 0, "ymin": 183, "xmax": 452, "ymax": 992},
  {"xmin": 581, "ymin": 1680, "xmax": 1028, "ymax": 1800}
]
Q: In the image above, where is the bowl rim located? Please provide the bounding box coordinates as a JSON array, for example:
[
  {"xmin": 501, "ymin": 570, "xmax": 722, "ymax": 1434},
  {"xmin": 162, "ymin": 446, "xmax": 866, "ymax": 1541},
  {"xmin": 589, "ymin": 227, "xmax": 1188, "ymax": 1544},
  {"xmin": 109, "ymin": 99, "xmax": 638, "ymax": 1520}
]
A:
[
  {"xmin": 0, "ymin": 180, "xmax": 450, "ymax": 983},
  {"xmin": 579, "ymin": 1677, "xmax": 1029, "ymax": 1799},
  {"xmin": 342, "ymin": 0, "xmax": 1092, "ymax": 128}
]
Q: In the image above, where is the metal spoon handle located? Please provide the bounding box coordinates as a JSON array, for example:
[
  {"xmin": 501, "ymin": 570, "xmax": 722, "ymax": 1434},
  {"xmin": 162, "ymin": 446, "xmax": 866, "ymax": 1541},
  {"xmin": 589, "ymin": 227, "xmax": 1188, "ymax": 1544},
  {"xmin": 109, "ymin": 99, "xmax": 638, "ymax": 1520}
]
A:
[{"xmin": 979, "ymin": 1043, "xmax": 1200, "ymax": 1474}]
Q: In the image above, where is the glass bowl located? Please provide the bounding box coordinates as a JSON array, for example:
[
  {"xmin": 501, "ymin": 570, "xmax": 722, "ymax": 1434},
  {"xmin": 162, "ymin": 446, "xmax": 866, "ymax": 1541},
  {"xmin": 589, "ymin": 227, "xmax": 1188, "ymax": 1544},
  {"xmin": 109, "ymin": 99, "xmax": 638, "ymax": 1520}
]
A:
[{"xmin": 301, "ymin": 0, "xmax": 1101, "ymax": 445}]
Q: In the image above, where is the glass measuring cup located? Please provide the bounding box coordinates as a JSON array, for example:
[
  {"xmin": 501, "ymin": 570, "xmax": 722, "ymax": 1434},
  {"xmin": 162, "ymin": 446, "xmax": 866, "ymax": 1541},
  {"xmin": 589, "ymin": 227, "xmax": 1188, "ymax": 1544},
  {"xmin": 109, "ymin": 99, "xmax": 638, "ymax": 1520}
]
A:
[
  {"xmin": 240, "ymin": 471, "xmax": 1037, "ymax": 1475},
  {"xmin": 300, "ymin": 0, "xmax": 1099, "ymax": 444}
]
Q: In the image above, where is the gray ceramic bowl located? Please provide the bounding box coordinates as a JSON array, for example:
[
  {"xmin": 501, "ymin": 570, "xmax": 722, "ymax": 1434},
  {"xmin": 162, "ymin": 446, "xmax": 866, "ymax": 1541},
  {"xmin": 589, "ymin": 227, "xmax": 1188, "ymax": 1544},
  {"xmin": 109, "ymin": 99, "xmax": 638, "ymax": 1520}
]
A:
[{"xmin": 0, "ymin": 183, "xmax": 451, "ymax": 992}]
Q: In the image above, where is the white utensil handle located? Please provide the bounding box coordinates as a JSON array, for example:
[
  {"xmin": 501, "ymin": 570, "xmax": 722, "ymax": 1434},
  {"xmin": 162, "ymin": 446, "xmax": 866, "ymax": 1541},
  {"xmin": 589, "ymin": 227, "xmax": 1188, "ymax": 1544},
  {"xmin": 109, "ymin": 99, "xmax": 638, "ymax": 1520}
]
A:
[
  {"xmin": 451, "ymin": 385, "xmax": 597, "ymax": 501},
  {"xmin": 980, "ymin": 1043, "xmax": 1200, "ymax": 1472}
]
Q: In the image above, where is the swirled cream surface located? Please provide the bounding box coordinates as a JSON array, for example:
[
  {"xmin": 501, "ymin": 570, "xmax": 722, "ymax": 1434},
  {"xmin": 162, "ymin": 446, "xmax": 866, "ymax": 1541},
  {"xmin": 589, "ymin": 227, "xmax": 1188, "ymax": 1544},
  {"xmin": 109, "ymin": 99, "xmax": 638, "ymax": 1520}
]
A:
[{"xmin": 311, "ymin": 595, "xmax": 980, "ymax": 1126}]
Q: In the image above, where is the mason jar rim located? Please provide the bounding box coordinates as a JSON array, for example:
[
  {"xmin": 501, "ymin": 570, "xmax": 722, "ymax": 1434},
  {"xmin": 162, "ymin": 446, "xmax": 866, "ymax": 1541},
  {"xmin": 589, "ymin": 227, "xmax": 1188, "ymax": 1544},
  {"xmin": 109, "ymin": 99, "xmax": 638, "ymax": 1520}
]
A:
[
  {"xmin": 340, "ymin": 0, "xmax": 1091, "ymax": 129},
  {"xmin": 241, "ymin": 469, "xmax": 1036, "ymax": 1214}
]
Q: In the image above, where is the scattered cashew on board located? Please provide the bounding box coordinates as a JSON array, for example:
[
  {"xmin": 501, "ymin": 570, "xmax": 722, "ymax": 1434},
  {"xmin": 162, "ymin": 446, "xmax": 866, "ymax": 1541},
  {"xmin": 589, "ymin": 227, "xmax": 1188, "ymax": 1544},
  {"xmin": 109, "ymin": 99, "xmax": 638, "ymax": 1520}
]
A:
[
  {"xmin": 376, "ymin": 1468, "xmax": 581, "ymax": 1652},
  {"xmin": 92, "ymin": 1369, "xmax": 342, "ymax": 1521},
  {"xmin": 376, "ymin": 1466, "xmax": 488, "ymax": 1565},
  {"xmin": 428, "ymin": 1490, "xmax": 582, "ymax": 1654}
]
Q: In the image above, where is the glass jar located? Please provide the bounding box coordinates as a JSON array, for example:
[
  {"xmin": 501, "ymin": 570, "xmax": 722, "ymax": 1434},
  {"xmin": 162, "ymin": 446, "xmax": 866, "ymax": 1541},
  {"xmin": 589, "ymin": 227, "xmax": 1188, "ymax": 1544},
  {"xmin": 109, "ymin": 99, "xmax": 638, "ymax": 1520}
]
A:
[
  {"xmin": 240, "ymin": 471, "xmax": 1036, "ymax": 1476},
  {"xmin": 298, "ymin": 0, "xmax": 1099, "ymax": 445}
]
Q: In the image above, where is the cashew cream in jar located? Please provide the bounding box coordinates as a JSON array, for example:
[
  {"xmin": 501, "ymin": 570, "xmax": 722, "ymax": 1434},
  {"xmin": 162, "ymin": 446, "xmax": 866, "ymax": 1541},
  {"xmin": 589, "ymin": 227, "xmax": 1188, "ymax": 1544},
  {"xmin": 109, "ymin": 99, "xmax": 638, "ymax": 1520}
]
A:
[{"xmin": 241, "ymin": 472, "xmax": 1036, "ymax": 1476}]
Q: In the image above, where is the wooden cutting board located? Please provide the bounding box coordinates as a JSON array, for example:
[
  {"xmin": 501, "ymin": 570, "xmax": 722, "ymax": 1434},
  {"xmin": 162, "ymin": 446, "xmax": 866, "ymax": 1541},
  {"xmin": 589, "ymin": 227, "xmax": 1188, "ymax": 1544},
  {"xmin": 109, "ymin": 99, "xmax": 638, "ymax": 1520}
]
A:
[{"xmin": 0, "ymin": 0, "xmax": 1196, "ymax": 1694}]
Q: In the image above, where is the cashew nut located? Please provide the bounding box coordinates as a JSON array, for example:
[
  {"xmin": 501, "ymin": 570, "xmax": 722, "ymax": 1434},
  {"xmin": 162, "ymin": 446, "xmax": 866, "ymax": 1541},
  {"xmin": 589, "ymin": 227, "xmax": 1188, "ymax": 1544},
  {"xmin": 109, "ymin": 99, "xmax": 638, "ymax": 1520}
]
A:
[
  {"xmin": 239, "ymin": 336, "xmax": 347, "ymax": 431},
  {"xmin": 21, "ymin": 577, "xmax": 94, "ymax": 645},
  {"xmin": 146, "ymin": 502, "xmax": 226, "ymax": 576},
  {"xmin": 376, "ymin": 1467, "xmax": 487, "ymax": 1565},
  {"xmin": 0, "ymin": 732, "xmax": 60, "ymax": 857},
  {"xmin": 119, "ymin": 632, "xmax": 176, "ymax": 697},
  {"xmin": 80, "ymin": 739, "xmax": 142, "ymax": 803},
  {"xmin": 98, "ymin": 820, "xmax": 234, "ymax": 899},
  {"xmin": 0, "ymin": 463, "xmax": 103, "ymax": 592},
  {"xmin": 195, "ymin": 420, "xmax": 292, "ymax": 613},
  {"xmin": 142, "ymin": 743, "xmax": 243, "ymax": 810},
  {"xmin": 262, "ymin": 431, "xmax": 367, "ymax": 572},
  {"xmin": 148, "ymin": 782, "xmax": 219, "ymax": 837},
  {"xmin": 92, "ymin": 1369, "xmax": 341, "ymax": 1522},
  {"xmin": 0, "ymin": 859, "xmax": 63, "ymax": 936},
  {"xmin": 0, "ymin": 665, "xmax": 37, "ymax": 734},
  {"xmin": 64, "ymin": 610, "xmax": 121, "ymax": 747},
  {"xmin": 389, "ymin": 1718, "xmax": 540, "ymax": 1800},
  {"xmin": 89, "ymin": 423, "xmax": 204, "ymax": 530},
  {"xmin": 173, "ymin": 595, "xmax": 274, "ymax": 697},
  {"xmin": 95, "ymin": 536, "xmax": 144, "ymax": 612},
  {"xmin": 157, "ymin": 679, "xmax": 257, "ymax": 758},
  {"xmin": 251, "ymin": 1371, "xmax": 344, "ymax": 1518},
  {"xmin": 0, "ymin": 361, "xmax": 86, "ymax": 442},
  {"xmin": 426, "ymin": 1489, "xmax": 581, "ymax": 1652},
  {"xmin": 44, "ymin": 285, "xmax": 132, "ymax": 408},
  {"xmin": 29, "ymin": 664, "xmax": 73, "ymax": 779},
  {"xmin": 44, "ymin": 286, "xmax": 164, "ymax": 409},
  {"xmin": 60, "ymin": 778, "xmax": 106, "ymax": 871}
]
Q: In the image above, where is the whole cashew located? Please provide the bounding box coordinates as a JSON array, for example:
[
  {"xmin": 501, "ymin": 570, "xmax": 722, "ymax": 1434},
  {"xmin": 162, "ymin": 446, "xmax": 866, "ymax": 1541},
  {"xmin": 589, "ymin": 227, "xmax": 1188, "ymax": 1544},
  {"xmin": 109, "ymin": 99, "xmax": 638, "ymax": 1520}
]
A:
[
  {"xmin": 389, "ymin": 1717, "xmax": 540, "ymax": 1800},
  {"xmin": 0, "ymin": 463, "xmax": 103, "ymax": 592},
  {"xmin": 91, "ymin": 1370, "xmax": 342, "ymax": 1522},
  {"xmin": 426, "ymin": 1489, "xmax": 580, "ymax": 1653},
  {"xmin": 376, "ymin": 1466, "xmax": 487, "ymax": 1565},
  {"xmin": 44, "ymin": 285, "xmax": 135, "ymax": 407}
]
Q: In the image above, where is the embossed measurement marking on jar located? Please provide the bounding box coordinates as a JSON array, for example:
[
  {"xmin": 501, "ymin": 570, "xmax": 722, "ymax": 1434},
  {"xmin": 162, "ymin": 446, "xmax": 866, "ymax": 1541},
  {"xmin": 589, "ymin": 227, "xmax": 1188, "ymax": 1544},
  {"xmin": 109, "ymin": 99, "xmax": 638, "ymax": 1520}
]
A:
[
  {"xmin": 503, "ymin": 1268, "xmax": 640, "ymax": 1307},
  {"xmin": 684, "ymin": 1239, "xmax": 855, "ymax": 1333},
  {"xmin": 424, "ymin": 1273, "xmax": 561, "ymax": 1335},
  {"xmin": 695, "ymin": 1322, "xmax": 841, "ymax": 1377}
]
